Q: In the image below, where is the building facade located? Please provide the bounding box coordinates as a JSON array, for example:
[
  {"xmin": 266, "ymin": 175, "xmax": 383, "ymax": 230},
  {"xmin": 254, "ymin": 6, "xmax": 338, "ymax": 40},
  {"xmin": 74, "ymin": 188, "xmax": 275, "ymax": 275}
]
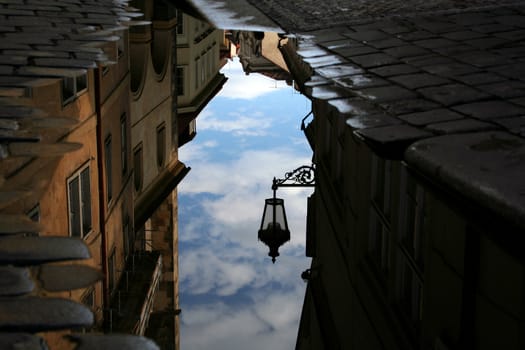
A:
[
  {"xmin": 175, "ymin": 9, "xmax": 229, "ymax": 146},
  {"xmin": 236, "ymin": 31, "xmax": 292, "ymax": 83},
  {"xmin": 279, "ymin": 14, "xmax": 525, "ymax": 350},
  {"xmin": 0, "ymin": 0, "xmax": 200, "ymax": 348}
]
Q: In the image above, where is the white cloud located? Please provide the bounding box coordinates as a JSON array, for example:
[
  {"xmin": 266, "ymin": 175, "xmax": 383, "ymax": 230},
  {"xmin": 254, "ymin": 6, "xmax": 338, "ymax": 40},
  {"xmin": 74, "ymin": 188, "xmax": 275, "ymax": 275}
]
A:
[
  {"xmin": 181, "ymin": 305, "xmax": 288, "ymax": 350},
  {"xmin": 180, "ymin": 148, "xmax": 311, "ymax": 194},
  {"xmin": 181, "ymin": 248, "xmax": 257, "ymax": 296},
  {"xmin": 179, "ymin": 135, "xmax": 218, "ymax": 163},
  {"xmin": 179, "ymin": 147, "xmax": 313, "ymax": 252},
  {"xmin": 178, "ymin": 55, "xmax": 313, "ymax": 350},
  {"xmin": 198, "ymin": 109, "xmax": 272, "ymax": 136},
  {"xmin": 180, "ymin": 281, "xmax": 306, "ymax": 350}
]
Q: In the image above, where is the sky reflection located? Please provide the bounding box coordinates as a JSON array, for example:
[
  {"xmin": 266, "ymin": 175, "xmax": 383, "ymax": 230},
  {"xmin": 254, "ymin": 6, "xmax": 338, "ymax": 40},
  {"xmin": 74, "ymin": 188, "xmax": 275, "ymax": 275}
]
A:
[{"xmin": 179, "ymin": 57, "xmax": 312, "ymax": 350}]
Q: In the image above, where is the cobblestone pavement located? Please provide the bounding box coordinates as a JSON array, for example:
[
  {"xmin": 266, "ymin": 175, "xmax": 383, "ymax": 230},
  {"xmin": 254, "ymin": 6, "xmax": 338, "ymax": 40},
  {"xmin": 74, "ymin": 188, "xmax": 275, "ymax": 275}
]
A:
[
  {"xmin": 268, "ymin": 1, "xmax": 525, "ymax": 228},
  {"xmin": 283, "ymin": 3, "xmax": 525, "ymax": 136},
  {"xmin": 188, "ymin": 0, "xmax": 525, "ymax": 226},
  {"xmin": 247, "ymin": 0, "xmax": 525, "ymax": 32}
]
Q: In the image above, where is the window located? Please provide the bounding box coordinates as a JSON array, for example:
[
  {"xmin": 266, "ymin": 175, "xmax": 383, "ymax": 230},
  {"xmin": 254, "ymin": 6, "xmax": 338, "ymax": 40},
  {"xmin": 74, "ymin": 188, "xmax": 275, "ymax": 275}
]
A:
[
  {"xmin": 194, "ymin": 18, "xmax": 200, "ymax": 32},
  {"xmin": 120, "ymin": 114, "xmax": 128, "ymax": 175},
  {"xmin": 176, "ymin": 10, "xmax": 184, "ymax": 35},
  {"xmin": 322, "ymin": 122, "xmax": 332, "ymax": 163},
  {"xmin": 108, "ymin": 249, "xmax": 116, "ymax": 293},
  {"xmin": 133, "ymin": 144, "xmax": 143, "ymax": 192},
  {"xmin": 205, "ymin": 50, "xmax": 210, "ymax": 79},
  {"xmin": 105, "ymin": 135, "xmax": 112, "ymax": 203},
  {"xmin": 371, "ymin": 155, "xmax": 391, "ymax": 216},
  {"xmin": 28, "ymin": 204, "xmax": 40, "ymax": 222},
  {"xmin": 369, "ymin": 210, "xmax": 390, "ymax": 275},
  {"xmin": 123, "ymin": 212, "xmax": 132, "ymax": 258},
  {"xmin": 189, "ymin": 119, "xmax": 196, "ymax": 135},
  {"xmin": 400, "ymin": 169, "xmax": 425, "ymax": 270},
  {"xmin": 77, "ymin": 73, "xmax": 87, "ymax": 92},
  {"xmin": 117, "ymin": 32, "xmax": 125, "ymax": 59},
  {"xmin": 397, "ymin": 255, "xmax": 423, "ymax": 328},
  {"xmin": 396, "ymin": 168, "xmax": 425, "ymax": 329},
  {"xmin": 208, "ymin": 43, "xmax": 215, "ymax": 76},
  {"xmin": 200, "ymin": 53, "xmax": 206, "ymax": 84},
  {"xmin": 82, "ymin": 287, "xmax": 95, "ymax": 310},
  {"xmin": 156, "ymin": 123, "xmax": 166, "ymax": 168},
  {"xmin": 368, "ymin": 155, "xmax": 393, "ymax": 278},
  {"xmin": 195, "ymin": 57, "xmax": 200, "ymax": 88},
  {"xmin": 62, "ymin": 73, "xmax": 88, "ymax": 105},
  {"xmin": 67, "ymin": 165, "xmax": 92, "ymax": 238},
  {"xmin": 176, "ymin": 67, "xmax": 184, "ymax": 96},
  {"xmin": 62, "ymin": 77, "xmax": 75, "ymax": 104}
]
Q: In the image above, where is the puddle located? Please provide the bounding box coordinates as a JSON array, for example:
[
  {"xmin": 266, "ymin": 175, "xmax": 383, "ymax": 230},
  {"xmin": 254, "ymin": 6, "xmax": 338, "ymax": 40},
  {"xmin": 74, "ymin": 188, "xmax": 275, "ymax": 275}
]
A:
[
  {"xmin": 166, "ymin": 4, "xmax": 318, "ymax": 349},
  {"xmin": 177, "ymin": 23, "xmax": 313, "ymax": 349},
  {"xmin": 0, "ymin": 3, "xmax": 314, "ymax": 349}
]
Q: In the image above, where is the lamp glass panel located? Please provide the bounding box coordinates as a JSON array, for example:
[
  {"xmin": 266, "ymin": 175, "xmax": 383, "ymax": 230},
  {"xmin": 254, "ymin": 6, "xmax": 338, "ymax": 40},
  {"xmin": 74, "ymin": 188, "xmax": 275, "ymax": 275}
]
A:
[{"xmin": 260, "ymin": 198, "xmax": 288, "ymax": 231}]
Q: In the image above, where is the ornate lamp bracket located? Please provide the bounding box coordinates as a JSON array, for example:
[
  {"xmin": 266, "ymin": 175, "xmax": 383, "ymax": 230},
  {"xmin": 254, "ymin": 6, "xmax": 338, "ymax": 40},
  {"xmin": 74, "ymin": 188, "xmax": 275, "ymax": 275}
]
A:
[
  {"xmin": 272, "ymin": 164, "xmax": 316, "ymax": 193},
  {"xmin": 258, "ymin": 164, "xmax": 315, "ymax": 263}
]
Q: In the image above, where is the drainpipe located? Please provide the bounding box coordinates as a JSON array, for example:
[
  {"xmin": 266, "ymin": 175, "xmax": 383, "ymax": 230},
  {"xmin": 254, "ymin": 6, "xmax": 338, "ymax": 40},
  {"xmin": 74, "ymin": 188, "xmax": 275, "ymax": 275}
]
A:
[{"xmin": 94, "ymin": 67, "xmax": 110, "ymax": 332}]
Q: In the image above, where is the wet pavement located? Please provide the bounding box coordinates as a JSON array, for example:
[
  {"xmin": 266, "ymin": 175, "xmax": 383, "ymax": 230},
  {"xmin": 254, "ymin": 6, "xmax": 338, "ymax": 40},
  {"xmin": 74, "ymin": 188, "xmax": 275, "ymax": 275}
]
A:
[
  {"xmin": 188, "ymin": 0, "xmax": 283, "ymax": 32},
  {"xmin": 246, "ymin": 0, "xmax": 525, "ymax": 32},
  {"xmin": 289, "ymin": 5, "xmax": 525, "ymax": 228},
  {"xmin": 187, "ymin": 0, "xmax": 525, "ymax": 228}
]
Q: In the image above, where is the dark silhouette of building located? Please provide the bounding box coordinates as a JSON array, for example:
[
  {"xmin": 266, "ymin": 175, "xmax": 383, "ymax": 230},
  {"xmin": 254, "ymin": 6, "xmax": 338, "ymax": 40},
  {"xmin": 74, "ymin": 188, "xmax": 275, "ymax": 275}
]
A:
[{"xmin": 279, "ymin": 11, "xmax": 525, "ymax": 350}]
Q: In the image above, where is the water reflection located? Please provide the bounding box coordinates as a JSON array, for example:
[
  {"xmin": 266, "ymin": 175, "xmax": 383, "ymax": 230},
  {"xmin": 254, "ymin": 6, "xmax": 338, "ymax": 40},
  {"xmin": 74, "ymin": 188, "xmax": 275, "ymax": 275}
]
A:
[
  {"xmin": 178, "ymin": 55, "xmax": 312, "ymax": 349},
  {"xmin": 0, "ymin": 0, "xmax": 311, "ymax": 347}
]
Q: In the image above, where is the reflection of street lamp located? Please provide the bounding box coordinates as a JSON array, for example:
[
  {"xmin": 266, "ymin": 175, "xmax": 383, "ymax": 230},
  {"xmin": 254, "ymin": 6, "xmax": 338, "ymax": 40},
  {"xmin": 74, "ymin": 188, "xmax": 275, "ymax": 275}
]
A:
[{"xmin": 258, "ymin": 165, "xmax": 315, "ymax": 263}]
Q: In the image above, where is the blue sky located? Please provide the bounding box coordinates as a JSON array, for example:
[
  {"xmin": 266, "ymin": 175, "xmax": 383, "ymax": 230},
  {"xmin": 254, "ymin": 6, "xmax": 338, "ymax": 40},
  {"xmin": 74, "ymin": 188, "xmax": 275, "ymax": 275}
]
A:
[{"xmin": 178, "ymin": 57, "xmax": 313, "ymax": 350}]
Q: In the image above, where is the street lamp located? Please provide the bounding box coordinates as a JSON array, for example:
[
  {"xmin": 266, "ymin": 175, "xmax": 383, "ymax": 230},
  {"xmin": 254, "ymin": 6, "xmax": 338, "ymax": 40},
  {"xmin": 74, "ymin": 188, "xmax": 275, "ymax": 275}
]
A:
[{"xmin": 258, "ymin": 165, "xmax": 315, "ymax": 263}]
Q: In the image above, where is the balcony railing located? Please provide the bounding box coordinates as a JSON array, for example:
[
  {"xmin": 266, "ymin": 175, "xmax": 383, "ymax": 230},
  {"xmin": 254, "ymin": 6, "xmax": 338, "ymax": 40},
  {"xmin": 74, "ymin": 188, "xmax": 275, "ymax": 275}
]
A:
[
  {"xmin": 301, "ymin": 110, "xmax": 315, "ymax": 151},
  {"xmin": 110, "ymin": 251, "xmax": 162, "ymax": 335}
]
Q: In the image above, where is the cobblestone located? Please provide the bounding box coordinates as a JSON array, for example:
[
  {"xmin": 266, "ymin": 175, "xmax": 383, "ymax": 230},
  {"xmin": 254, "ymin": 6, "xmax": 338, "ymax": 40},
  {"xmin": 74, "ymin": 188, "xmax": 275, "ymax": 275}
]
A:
[
  {"xmin": 348, "ymin": 52, "xmax": 399, "ymax": 68},
  {"xmin": 454, "ymin": 51, "xmax": 510, "ymax": 67},
  {"xmin": 316, "ymin": 64, "xmax": 364, "ymax": 78},
  {"xmin": 494, "ymin": 116, "xmax": 525, "ymax": 135},
  {"xmin": 418, "ymin": 83, "xmax": 490, "ymax": 106},
  {"xmin": 354, "ymin": 85, "xmax": 417, "ymax": 103},
  {"xmin": 511, "ymin": 97, "xmax": 525, "ymax": 106},
  {"xmin": 346, "ymin": 113, "xmax": 402, "ymax": 129},
  {"xmin": 331, "ymin": 46, "xmax": 378, "ymax": 58},
  {"xmin": 383, "ymin": 45, "xmax": 430, "ymax": 58},
  {"xmin": 389, "ymin": 73, "xmax": 450, "ymax": 89},
  {"xmin": 334, "ymin": 74, "xmax": 389, "ymax": 89},
  {"xmin": 452, "ymin": 100, "xmax": 525, "ymax": 119},
  {"xmin": 344, "ymin": 30, "xmax": 391, "ymax": 42},
  {"xmin": 441, "ymin": 30, "xmax": 488, "ymax": 40},
  {"xmin": 356, "ymin": 124, "xmax": 432, "ymax": 145},
  {"xmin": 396, "ymin": 30, "xmax": 436, "ymax": 41},
  {"xmin": 368, "ymin": 37, "xmax": 407, "ymax": 49},
  {"xmin": 422, "ymin": 62, "xmax": 480, "ymax": 77},
  {"xmin": 425, "ymin": 118, "xmax": 496, "ymax": 134},
  {"xmin": 369, "ymin": 64, "xmax": 420, "ymax": 77},
  {"xmin": 477, "ymin": 81, "xmax": 525, "ymax": 98},
  {"xmin": 303, "ymin": 54, "xmax": 345, "ymax": 68},
  {"xmin": 397, "ymin": 108, "xmax": 464, "ymax": 126},
  {"xmin": 471, "ymin": 23, "xmax": 516, "ymax": 33},
  {"xmin": 309, "ymin": 84, "xmax": 354, "ymax": 100},
  {"xmin": 247, "ymin": 0, "xmax": 525, "ymax": 32},
  {"xmin": 218, "ymin": 0, "xmax": 525, "ymax": 206},
  {"xmin": 327, "ymin": 97, "xmax": 383, "ymax": 116},
  {"xmin": 379, "ymin": 98, "xmax": 441, "ymax": 115},
  {"xmin": 454, "ymin": 72, "xmax": 506, "ymax": 85},
  {"xmin": 413, "ymin": 38, "xmax": 458, "ymax": 49}
]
